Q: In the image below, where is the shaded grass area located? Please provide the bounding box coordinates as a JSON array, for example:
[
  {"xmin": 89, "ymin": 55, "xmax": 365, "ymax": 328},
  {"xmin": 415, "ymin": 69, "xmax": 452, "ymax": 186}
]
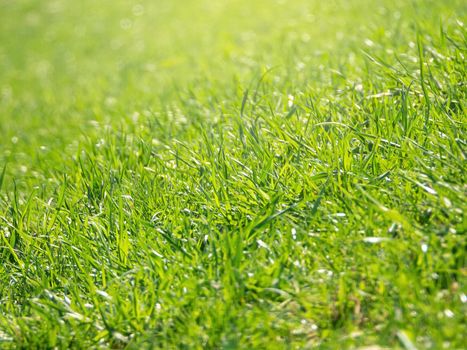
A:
[{"xmin": 0, "ymin": 0, "xmax": 466, "ymax": 348}]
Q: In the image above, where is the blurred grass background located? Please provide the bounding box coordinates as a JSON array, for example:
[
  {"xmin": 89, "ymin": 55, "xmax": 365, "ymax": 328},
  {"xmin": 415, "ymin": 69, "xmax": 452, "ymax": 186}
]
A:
[
  {"xmin": 1, "ymin": 0, "xmax": 464, "ymax": 182},
  {"xmin": 1, "ymin": 0, "xmax": 463, "ymax": 130}
]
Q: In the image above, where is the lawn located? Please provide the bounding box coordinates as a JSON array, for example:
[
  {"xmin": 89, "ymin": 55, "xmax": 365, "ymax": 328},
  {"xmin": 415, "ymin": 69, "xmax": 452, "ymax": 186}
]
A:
[{"xmin": 0, "ymin": 0, "xmax": 466, "ymax": 348}]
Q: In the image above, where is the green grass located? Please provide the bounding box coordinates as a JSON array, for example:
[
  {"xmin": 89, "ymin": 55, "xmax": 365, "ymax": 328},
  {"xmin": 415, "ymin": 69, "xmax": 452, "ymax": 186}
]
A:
[{"xmin": 0, "ymin": 0, "xmax": 466, "ymax": 348}]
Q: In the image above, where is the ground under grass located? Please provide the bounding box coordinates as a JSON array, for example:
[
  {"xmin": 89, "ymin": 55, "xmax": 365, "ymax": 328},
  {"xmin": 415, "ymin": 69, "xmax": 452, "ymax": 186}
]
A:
[{"xmin": 0, "ymin": 0, "xmax": 466, "ymax": 348}]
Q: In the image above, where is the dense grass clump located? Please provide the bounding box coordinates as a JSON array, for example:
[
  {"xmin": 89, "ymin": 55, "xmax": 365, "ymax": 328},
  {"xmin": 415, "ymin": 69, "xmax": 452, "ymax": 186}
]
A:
[{"xmin": 0, "ymin": 0, "xmax": 466, "ymax": 348}]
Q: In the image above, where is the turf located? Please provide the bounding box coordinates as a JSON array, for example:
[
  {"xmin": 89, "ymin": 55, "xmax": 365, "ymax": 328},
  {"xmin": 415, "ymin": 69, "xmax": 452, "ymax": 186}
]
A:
[{"xmin": 0, "ymin": 0, "xmax": 466, "ymax": 348}]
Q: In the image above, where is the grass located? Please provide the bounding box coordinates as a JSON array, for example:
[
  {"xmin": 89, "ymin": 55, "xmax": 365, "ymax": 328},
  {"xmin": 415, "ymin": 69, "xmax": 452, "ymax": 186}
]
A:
[{"xmin": 0, "ymin": 0, "xmax": 466, "ymax": 348}]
